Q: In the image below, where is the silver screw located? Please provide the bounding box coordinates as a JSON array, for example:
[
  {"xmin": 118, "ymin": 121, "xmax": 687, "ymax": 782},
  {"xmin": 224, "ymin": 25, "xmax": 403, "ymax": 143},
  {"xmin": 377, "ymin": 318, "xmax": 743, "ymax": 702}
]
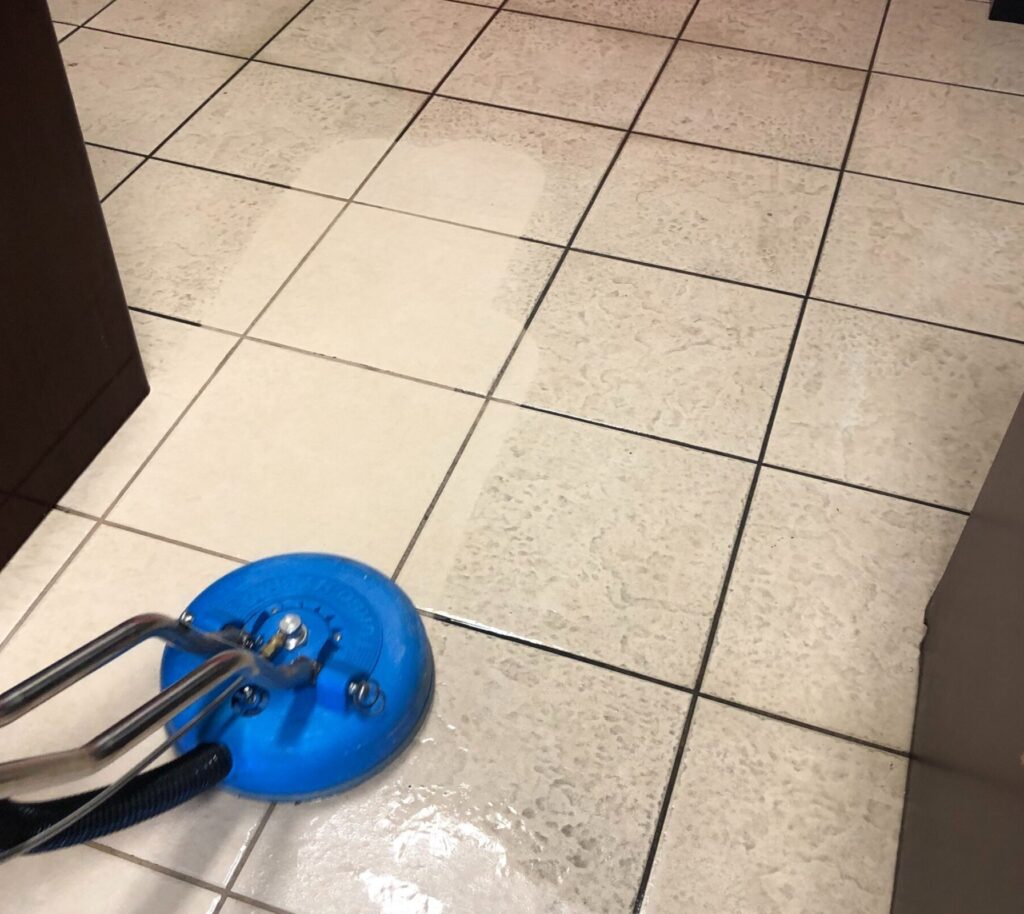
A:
[
  {"xmin": 179, "ymin": 611, "xmax": 194, "ymax": 626},
  {"xmin": 278, "ymin": 612, "xmax": 307, "ymax": 650}
]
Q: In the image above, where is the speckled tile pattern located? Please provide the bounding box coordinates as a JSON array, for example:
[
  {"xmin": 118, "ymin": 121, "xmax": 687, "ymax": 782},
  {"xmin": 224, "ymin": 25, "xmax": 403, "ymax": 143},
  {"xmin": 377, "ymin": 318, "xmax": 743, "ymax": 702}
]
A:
[
  {"xmin": 59, "ymin": 29, "xmax": 240, "ymax": 153},
  {"xmin": 577, "ymin": 136, "xmax": 837, "ymax": 292},
  {"xmin": 90, "ymin": 0, "xmax": 309, "ymax": 56},
  {"xmin": 85, "ymin": 143, "xmax": 143, "ymax": 196},
  {"xmin": 498, "ymin": 251, "xmax": 800, "ymax": 456},
  {"xmin": 60, "ymin": 314, "xmax": 234, "ymax": 515},
  {"xmin": 705, "ymin": 469, "xmax": 965, "ymax": 749},
  {"xmin": 641, "ymin": 700, "xmax": 907, "ymax": 914},
  {"xmin": 399, "ymin": 403, "xmax": 753, "ymax": 685},
  {"xmin": 442, "ymin": 12, "xmax": 670, "ymax": 127},
  {"xmin": 505, "ymin": 0, "xmax": 695, "ymax": 35},
  {"xmin": 359, "ymin": 97, "xmax": 623, "ymax": 243},
  {"xmin": 111, "ymin": 341, "xmax": 480, "ymax": 570},
  {"xmin": 850, "ymin": 74, "xmax": 1024, "ymax": 204},
  {"xmin": 102, "ymin": 160, "xmax": 339, "ymax": 330},
  {"xmin": 639, "ymin": 42, "xmax": 864, "ymax": 166},
  {"xmin": 233, "ymin": 618, "xmax": 689, "ymax": 914},
  {"xmin": 253, "ymin": 205, "xmax": 560, "ymax": 391},
  {"xmin": 162, "ymin": 63, "xmax": 426, "ymax": 197},
  {"xmin": 768, "ymin": 301, "xmax": 1024, "ymax": 510},
  {"xmin": 259, "ymin": 0, "xmax": 492, "ymax": 90},
  {"xmin": 684, "ymin": 0, "xmax": 889, "ymax": 68},
  {"xmin": 876, "ymin": 0, "xmax": 1024, "ymax": 94},
  {"xmin": 814, "ymin": 174, "xmax": 1024, "ymax": 340}
]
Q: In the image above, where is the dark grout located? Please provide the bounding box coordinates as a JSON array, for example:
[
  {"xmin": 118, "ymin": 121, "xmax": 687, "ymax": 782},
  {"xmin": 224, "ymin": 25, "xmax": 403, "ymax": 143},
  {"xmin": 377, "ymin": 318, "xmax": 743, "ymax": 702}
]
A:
[
  {"xmin": 845, "ymin": 168, "xmax": 1024, "ymax": 209},
  {"xmin": 677, "ymin": 35, "xmax": 869, "ymax": 73},
  {"xmin": 873, "ymin": 68, "xmax": 1024, "ymax": 99},
  {"xmin": 127, "ymin": 306, "xmax": 202, "ymax": 327},
  {"xmin": 72, "ymin": 23, "xmax": 249, "ymax": 60}
]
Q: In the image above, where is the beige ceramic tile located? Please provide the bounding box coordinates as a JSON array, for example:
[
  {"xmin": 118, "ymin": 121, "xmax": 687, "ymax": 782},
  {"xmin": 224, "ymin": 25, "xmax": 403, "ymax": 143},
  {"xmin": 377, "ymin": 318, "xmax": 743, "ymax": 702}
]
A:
[
  {"xmin": 48, "ymin": 0, "xmax": 109, "ymax": 24},
  {"xmin": 60, "ymin": 29, "xmax": 240, "ymax": 153},
  {"xmin": 442, "ymin": 12, "xmax": 670, "ymax": 127},
  {"xmin": 705, "ymin": 469, "xmax": 965, "ymax": 749},
  {"xmin": 92, "ymin": 0, "xmax": 308, "ymax": 56},
  {"xmin": 0, "ymin": 511, "xmax": 93, "ymax": 643},
  {"xmin": 359, "ymin": 97, "xmax": 622, "ymax": 243},
  {"xmin": 85, "ymin": 143, "xmax": 143, "ymax": 196},
  {"xmin": 767, "ymin": 301, "xmax": 1024, "ymax": 510},
  {"xmin": 253, "ymin": 205, "xmax": 559, "ymax": 391},
  {"xmin": 162, "ymin": 63, "xmax": 424, "ymax": 197},
  {"xmin": 399, "ymin": 403, "xmax": 752, "ymax": 685},
  {"xmin": 506, "ymin": 0, "xmax": 694, "ymax": 35},
  {"xmin": 53, "ymin": 20, "xmax": 75, "ymax": 39},
  {"xmin": 259, "ymin": 0, "xmax": 491, "ymax": 90},
  {"xmin": 5, "ymin": 846, "xmax": 220, "ymax": 914},
  {"xmin": 876, "ymin": 0, "xmax": 1024, "ymax": 94},
  {"xmin": 850, "ymin": 74, "xmax": 1024, "ymax": 203},
  {"xmin": 235, "ymin": 618, "xmax": 689, "ymax": 914},
  {"xmin": 498, "ymin": 252, "xmax": 799, "ymax": 456},
  {"xmin": 61, "ymin": 314, "xmax": 234, "ymax": 515},
  {"xmin": 111, "ymin": 341, "xmax": 479, "ymax": 570},
  {"xmin": 577, "ymin": 136, "xmax": 836, "ymax": 292},
  {"xmin": 639, "ymin": 42, "xmax": 864, "ymax": 166},
  {"xmin": 0, "ymin": 527, "xmax": 269, "ymax": 885},
  {"xmin": 102, "ymin": 160, "xmax": 339, "ymax": 331},
  {"xmin": 684, "ymin": 0, "xmax": 887, "ymax": 68},
  {"xmin": 814, "ymin": 173, "xmax": 1024, "ymax": 340},
  {"xmin": 641, "ymin": 700, "xmax": 906, "ymax": 914}
]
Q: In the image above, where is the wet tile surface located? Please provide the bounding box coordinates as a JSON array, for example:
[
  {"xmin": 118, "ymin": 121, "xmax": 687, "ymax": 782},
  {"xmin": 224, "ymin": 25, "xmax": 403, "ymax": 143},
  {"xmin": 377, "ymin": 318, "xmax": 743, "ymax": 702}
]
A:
[
  {"xmin": 359, "ymin": 97, "xmax": 622, "ymax": 243},
  {"xmin": 577, "ymin": 136, "xmax": 836, "ymax": 292},
  {"xmin": 876, "ymin": 0, "xmax": 1024, "ymax": 94},
  {"xmin": 684, "ymin": 0, "xmax": 888, "ymax": 68},
  {"xmin": 814, "ymin": 173, "xmax": 1024, "ymax": 340},
  {"xmin": 60, "ymin": 29, "xmax": 240, "ymax": 153},
  {"xmin": 0, "ymin": 527, "xmax": 266, "ymax": 885},
  {"xmin": 768, "ymin": 301, "xmax": 1024, "ymax": 510},
  {"xmin": 85, "ymin": 143, "xmax": 143, "ymax": 195},
  {"xmin": 103, "ymin": 160, "xmax": 339, "ymax": 330},
  {"xmin": 442, "ymin": 12, "xmax": 670, "ymax": 127},
  {"xmin": 234, "ymin": 619, "xmax": 689, "ymax": 914},
  {"xmin": 253, "ymin": 205, "xmax": 560, "ymax": 391},
  {"xmin": 91, "ymin": 0, "xmax": 309, "ymax": 56},
  {"xmin": 399, "ymin": 403, "xmax": 752, "ymax": 685},
  {"xmin": 498, "ymin": 251, "xmax": 799, "ymax": 456},
  {"xmin": 850, "ymin": 74, "xmax": 1024, "ymax": 203},
  {"xmin": 641, "ymin": 700, "xmax": 906, "ymax": 914},
  {"xmin": 705, "ymin": 469, "xmax": 965, "ymax": 749},
  {"xmin": 61, "ymin": 314, "xmax": 234, "ymax": 515},
  {"xmin": 163, "ymin": 63, "xmax": 425, "ymax": 197},
  {"xmin": 259, "ymin": 0, "xmax": 492, "ymax": 90},
  {"xmin": 505, "ymin": 0, "xmax": 695, "ymax": 35},
  {"xmin": 111, "ymin": 342, "xmax": 479, "ymax": 570},
  {"xmin": 639, "ymin": 42, "xmax": 864, "ymax": 166}
]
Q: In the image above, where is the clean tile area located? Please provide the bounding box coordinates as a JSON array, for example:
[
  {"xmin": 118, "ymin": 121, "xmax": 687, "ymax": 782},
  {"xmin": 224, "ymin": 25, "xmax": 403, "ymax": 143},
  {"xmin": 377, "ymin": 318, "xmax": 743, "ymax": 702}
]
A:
[{"xmin": 3, "ymin": 0, "xmax": 1024, "ymax": 911}]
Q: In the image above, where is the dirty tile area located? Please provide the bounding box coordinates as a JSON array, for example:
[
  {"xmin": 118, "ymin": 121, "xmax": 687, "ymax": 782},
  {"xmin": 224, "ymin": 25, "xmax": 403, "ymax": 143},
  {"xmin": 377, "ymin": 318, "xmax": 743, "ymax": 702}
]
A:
[{"xmin": 3, "ymin": 0, "xmax": 1023, "ymax": 911}]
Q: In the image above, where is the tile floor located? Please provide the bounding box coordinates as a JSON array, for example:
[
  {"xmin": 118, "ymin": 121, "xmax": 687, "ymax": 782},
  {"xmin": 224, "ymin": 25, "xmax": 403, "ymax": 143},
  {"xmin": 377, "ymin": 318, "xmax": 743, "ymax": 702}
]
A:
[{"xmin": 5, "ymin": 0, "xmax": 1024, "ymax": 911}]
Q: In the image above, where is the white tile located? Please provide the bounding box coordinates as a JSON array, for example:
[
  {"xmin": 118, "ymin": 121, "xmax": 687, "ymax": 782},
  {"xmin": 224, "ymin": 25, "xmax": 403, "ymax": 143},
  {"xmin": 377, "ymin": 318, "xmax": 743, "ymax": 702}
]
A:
[
  {"xmin": 0, "ymin": 527, "xmax": 266, "ymax": 885},
  {"xmin": 111, "ymin": 341, "xmax": 479, "ymax": 571},
  {"xmin": 234, "ymin": 619, "xmax": 689, "ymax": 914},
  {"xmin": 253, "ymin": 205, "xmax": 560, "ymax": 391},
  {"xmin": 0, "ymin": 511, "xmax": 93, "ymax": 643},
  {"xmin": 358, "ymin": 96, "xmax": 622, "ymax": 243},
  {"xmin": 61, "ymin": 314, "xmax": 234, "ymax": 515},
  {"xmin": 162, "ymin": 63, "xmax": 425, "ymax": 198},
  {"xmin": 102, "ymin": 160, "xmax": 340, "ymax": 331}
]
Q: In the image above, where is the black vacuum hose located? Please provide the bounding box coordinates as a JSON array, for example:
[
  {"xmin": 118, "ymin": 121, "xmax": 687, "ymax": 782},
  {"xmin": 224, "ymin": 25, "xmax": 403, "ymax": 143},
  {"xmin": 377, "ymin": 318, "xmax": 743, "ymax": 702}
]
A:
[{"xmin": 0, "ymin": 742, "xmax": 232, "ymax": 853}]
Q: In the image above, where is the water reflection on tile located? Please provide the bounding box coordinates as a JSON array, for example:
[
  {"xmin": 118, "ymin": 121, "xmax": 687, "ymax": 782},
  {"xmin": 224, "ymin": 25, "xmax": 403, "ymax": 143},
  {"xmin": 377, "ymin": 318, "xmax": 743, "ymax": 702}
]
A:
[
  {"xmin": 641, "ymin": 700, "xmax": 906, "ymax": 914},
  {"xmin": 103, "ymin": 160, "xmax": 339, "ymax": 331},
  {"xmin": 253, "ymin": 205, "xmax": 559, "ymax": 391},
  {"xmin": 163, "ymin": 62, "xmax": 425, "ymax": 198},
  {"xmin": 499, "ymin": 251, "xmax": 799, "ymax": 457},
  {"xmin": 234, "ymin": 618, "xmax": 689, "ymax": 914},
  {"xmin": 705, "ymin": 469, "xmax": 965, "ymax": 749},
  {"xmin": 442, "ymin": 12, "xmax": 670, "ymax": 127},
  {"xmin": 768, "ymin": 301, "xmax": 1024, "ymax": 509},
  {"xmin": 359, "ymin": 97, "xmax": 623, "ymax": 243},
  {"xmin": 399, "ymin": 403, "xmax": 752, "ymax": 685}
]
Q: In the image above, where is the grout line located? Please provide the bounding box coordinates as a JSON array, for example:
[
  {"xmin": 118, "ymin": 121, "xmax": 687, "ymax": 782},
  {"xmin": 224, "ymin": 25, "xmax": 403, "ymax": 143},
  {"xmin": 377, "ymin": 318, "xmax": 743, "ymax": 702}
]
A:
[
  {"xmin": 467, "ymin": 2, "xmax": 682, "ymax": 39},
  {"xmin": 629, "ymin": 1, "xmax": 898, "ymax": 909},
  {"xmin": 213, "ymin": 802, "xmax": 278, "ymax": 912},
  {"xmin": 88, "ymin": 843, "xmax": 227, "ymax": 896},
  {"xmin": 845, "ymin": 168, "xmax": 1024, "ymax": 209},
  {"xmin": 127, "ymin": 306, "xmax": 202, "ymax": 327},
  {"xmin": 53, "ymin": 0, "xmax": 120, "ymax": 44},
  {"xmin": 676, "ymin": 35, "xmax": 869, "ymax": 72},
  {"xmin": 632, "ymin": 129, "xmax": 842, "ymax": 172},
  {"xmin": 73, "ymin": 23, "xmax": 250, "ymax": 60},
  {"xmin": 873, "ymin": 68, "xmax": 1024, "ymax": 99},
  {"xmin": 434, "ymin": 90, "xmax": 630, "ymax": 131}
]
